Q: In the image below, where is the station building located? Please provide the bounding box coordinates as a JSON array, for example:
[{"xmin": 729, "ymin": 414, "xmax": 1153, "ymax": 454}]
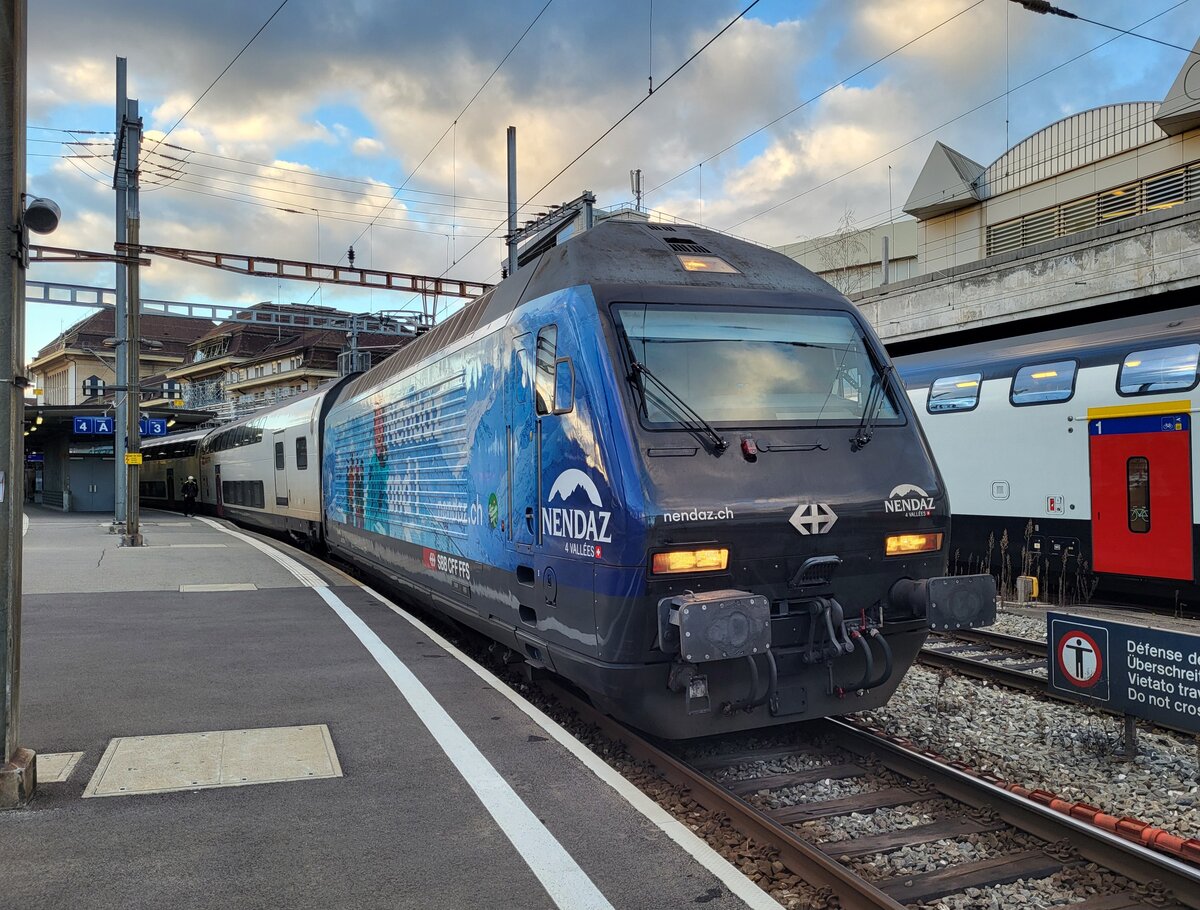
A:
[
  {"xmin": 781, "ymin": 36, "xmax": 1200, "ymax": 350},
  {"xmin": 23, "ymin": 302, "xmax": 411, "ymax": 513}
]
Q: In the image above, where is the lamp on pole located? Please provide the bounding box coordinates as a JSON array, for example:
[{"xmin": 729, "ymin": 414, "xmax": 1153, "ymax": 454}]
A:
[{"xmin": 2, "ymin": 0, "xmax": 61, "ymax": 808}]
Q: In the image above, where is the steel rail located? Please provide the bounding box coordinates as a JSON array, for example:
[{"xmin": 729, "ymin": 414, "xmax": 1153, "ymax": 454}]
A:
[
  {"xmin": 918, "ymin": 639, "xmax": 1197, "ymax": 737},
  {"xmin": 827, "ymin": 718, "xmax": 1200, "ymax": 908},
  {"xmin": 933, "ymin": 627, "xmax": 1048, "ymax": 657},
  {"xmin": 918, "ymin": 644, "xmax": 1048, "ymax": 693},
  {"xmin": 541, "ymin": 681, "xmax": 908, "ymax": 910}
]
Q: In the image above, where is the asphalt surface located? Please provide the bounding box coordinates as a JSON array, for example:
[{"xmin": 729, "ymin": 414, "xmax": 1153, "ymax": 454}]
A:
[{"xmin": 3, "ymin": 507, "xmax": 753, "ymax": 910}]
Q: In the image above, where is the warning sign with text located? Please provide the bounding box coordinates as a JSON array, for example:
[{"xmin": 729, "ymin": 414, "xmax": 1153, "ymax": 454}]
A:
[{"xmin": 1048, "ymin": 612, "xmax": 1200, "ymax": 733}]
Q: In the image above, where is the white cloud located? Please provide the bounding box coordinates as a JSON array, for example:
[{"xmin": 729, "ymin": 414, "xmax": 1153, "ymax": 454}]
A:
[
  {"xmin": 21, "ymin": 0, "xmax": 1193, "ymax": 355},
  {"xmin": 352, "ymin": 136, "xmax": 384, "ymax": 157}
]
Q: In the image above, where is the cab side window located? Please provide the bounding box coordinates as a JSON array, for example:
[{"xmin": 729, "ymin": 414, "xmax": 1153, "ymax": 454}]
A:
[
  {"xmin": 552, "ymin": 358, "xmax": 574, "ymax": 414},
  {"xmin": 535, "ymin": 325, "xmax": 557, "ymax": 415}
]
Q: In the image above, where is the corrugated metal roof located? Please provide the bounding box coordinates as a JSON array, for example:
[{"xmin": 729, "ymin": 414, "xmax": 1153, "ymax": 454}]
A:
[{"xmin": 980, "ymin": 102, "xmax": 1163, "ymax": 198}]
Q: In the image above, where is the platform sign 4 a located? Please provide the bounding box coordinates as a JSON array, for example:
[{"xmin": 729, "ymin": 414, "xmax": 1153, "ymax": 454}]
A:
[{"xmin": 1048, "ymin": 612, "xmax": 1200, "ymax": 733}]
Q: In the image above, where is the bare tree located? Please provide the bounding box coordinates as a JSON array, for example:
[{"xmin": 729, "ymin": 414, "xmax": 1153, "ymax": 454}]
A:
[{"xmin": 816, "ymin": 209, "xmax": 869, "ymax": 295}]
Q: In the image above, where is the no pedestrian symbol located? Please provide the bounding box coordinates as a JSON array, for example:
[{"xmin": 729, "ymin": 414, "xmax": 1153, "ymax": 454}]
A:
[{"xmin": 1050, "ymin": 620, "xmax": 1110, "ymax": 701}]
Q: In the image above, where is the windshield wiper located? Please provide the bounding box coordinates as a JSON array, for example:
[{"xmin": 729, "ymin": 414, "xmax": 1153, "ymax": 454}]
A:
[
  {"xmin": 631, "ymin": 361, "xmax": 728, "ymax": 454},
  {"xmin": 619, "ymin": 330, "xmax": 727, "ymax": 454},
  {"xmin": 851, "ymin": 361, "xmax": 896, "ymax": 452}
]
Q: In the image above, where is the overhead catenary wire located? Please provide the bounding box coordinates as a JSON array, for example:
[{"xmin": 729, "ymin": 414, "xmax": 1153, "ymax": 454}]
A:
[
  {"xmin": 1008, "ymin": 0, "xmax": 1199, "ymax": 55},
  {"xmin": 441, "ymin": 0, "xmax": 763, "ymax": 281},
  {"xmin": 342, "ymin": 0, "xmax": 557, "ymax": 260},
  {"xmin": 144, "ymin": 0, "xmax": 291, "ymax": 159},
  {"xmin": 644, "ymin": 0, "xmax": 988, "ymax": 199},
  {"xmin": 721, "ymin": 0, "xmax": 1189, "ymax": 233}
]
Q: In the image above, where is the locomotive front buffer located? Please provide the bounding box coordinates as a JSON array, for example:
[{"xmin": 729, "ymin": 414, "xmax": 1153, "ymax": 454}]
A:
[{"xmin": 656, "ymin": 573, "xmax": 996, "ymax": 719}]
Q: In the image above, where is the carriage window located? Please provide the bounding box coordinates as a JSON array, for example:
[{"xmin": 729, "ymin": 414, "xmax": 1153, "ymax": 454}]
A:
[
  {"xmin": 1128, "ymin": 456, "xmax": 1150, "ymax": 533},
  {"xmin": 295, "ymin": 437, "xmax": 308, "ymax": 470},
  {"xmin": 535, "ymin": 325, "xmax": 557, "ymax": 415},
  {"xmin": 1011, "ymin": 360, "xmax": 1076, "ymax": 405},
  {"xmin": 275, "ymin": 441, "xmax": 285, "ymax": 470},
  {"xmin": 928, "ymin": 373, "xmax": 982, "ymax": 413},
  {"xmin": 1119, "ymin": 344, "xmax": 1200, "ymax": 395}
]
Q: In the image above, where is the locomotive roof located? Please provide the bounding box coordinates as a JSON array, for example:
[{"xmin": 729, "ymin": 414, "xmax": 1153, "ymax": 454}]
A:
[{"xmin": 341, "ymin": 219, "xmax": 844, "ymax": 403}]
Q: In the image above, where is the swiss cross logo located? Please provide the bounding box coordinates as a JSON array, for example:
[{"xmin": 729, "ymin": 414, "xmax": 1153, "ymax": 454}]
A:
[
  {"xmin": 789, "ymin": 502, "xmax": 838, "ymax": 535},
  {"xmin": 423, "ymin": 548, "xmax": 438, "ymax": 570}
]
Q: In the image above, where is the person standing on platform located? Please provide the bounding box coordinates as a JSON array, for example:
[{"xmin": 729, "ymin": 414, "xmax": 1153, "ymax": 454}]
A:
[{"xmin": 182, "ymin": 475, "xmax": 199, "ymax": 517}]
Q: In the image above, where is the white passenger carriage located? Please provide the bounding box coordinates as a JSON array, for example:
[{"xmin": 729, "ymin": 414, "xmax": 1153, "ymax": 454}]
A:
[
  {"xmin": 196, "ymin": 382, "xmax": 348, "ymax": 546},
  {"xmin": 140, "ymin": 429, "xmax": 205, "ymax": 512},
  {"xmin": 895, "ymin": 303, "xmax": 1200, "ymax": 604}
]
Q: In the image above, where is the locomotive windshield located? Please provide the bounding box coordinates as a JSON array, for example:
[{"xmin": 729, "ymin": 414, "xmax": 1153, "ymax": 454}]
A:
[{"xmin": 613, "ymin": 304, "xmax": 900, "ymax": 427}]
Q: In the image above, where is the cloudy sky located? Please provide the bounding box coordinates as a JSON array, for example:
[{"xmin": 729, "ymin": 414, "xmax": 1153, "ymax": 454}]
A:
[{"xmin": 24, "ymin": 0, "xmax": 1196, "ymax": 356}]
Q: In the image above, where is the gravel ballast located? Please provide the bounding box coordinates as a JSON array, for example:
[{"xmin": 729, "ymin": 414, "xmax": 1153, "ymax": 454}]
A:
[{"xmin": 855, "ymin": 664, "xmax": 1200, "ymax": 836}]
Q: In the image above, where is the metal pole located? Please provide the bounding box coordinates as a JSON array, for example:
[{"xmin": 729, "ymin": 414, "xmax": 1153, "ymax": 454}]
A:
[
  {"xmin": 0, "ymin": 0, "xmax": 35, "ymax": 808},
  {"xmin": 1123, "ymin": 713, "xmax": 1138, "ymax": 760},
  {"xmin": 121, "ymin": 100, "xmax": 142, "ymax": 548},
  {"xmin": 112, "ymin": 57, "xmax": 128, "ymax": 529},
  {"xmin": 506, "ymin": 126, "xmax": 517, "ymax": 276}
]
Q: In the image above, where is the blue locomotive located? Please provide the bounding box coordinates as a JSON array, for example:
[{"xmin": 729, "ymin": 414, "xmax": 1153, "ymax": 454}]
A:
[{"xmin": 149, "ymin": 216, "xmax": 995, "ymax": 738}]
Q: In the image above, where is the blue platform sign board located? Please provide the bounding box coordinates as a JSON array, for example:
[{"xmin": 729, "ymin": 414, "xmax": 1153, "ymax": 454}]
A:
[
  {"xmin": 1048, "ymin": 612, "xmax": 1200, "ymax": 733},
  {"xmin": 73, "ymin": 416, "xmax": 165, "ymax": 436}
]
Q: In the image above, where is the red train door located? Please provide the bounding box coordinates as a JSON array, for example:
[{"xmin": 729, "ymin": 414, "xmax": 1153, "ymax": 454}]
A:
[{"xmin": 1089, "ymin": 412, "xmax": 1193, "ymax": 580}]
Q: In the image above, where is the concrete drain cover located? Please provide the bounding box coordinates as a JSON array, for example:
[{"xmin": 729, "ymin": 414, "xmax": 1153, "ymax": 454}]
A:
[
  {"xmin": 38, "ymin": 751, "xmax": 84, "ymax": 783},
  {"xmin": 83, "ymin": 725, "xmax": 341, "ymax": 798}
]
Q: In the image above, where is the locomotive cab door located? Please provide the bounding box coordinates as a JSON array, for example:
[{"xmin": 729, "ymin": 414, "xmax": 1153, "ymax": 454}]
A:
[
  {"xmin": 507, "ymin": 332, "xmax": 537, "ymax": 553},
  {"xmin": 1088, "ymin": 411, "xmax": 1193, "ymax": 580}
]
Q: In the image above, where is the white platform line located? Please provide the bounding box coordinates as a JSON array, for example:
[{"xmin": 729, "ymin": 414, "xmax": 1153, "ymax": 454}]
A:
[
  {"xmin": 199, "ymin": 518, "xmax": 614, "ymax": 910},
  {"xmin": 361, "ymin": 586, "xmax": 781, "ymax": 910},
  {"xmin": 313, "ymin": 586, "xmax": 613, "ymax": 910}
]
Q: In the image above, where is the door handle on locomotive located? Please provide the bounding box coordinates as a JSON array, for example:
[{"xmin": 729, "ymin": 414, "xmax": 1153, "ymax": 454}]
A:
[{"xmin": 525, "ymin": 506, "xmax": 535, "ymax": 532}]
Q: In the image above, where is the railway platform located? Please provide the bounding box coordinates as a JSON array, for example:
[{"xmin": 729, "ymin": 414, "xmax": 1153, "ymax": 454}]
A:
[{"xmin": 3, "ymin": 507, "xmax": 774, "ymax": 910}]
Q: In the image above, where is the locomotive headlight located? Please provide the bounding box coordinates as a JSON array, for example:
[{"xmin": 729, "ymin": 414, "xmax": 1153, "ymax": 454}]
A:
[
  {"xmin": 652, "ymin": 548, "xmax": 730, "ymax": 575},
  {"xmin": 885, "ymin": 533, "xmax": 943, "ymax": 557}
]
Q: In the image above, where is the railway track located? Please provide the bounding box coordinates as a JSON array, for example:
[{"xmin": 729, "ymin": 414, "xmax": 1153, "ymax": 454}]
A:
[
  {"xmin": 919, "ymin": 628, "xmax": 1048, "ymax": 693},
  {"xmin": 917, "ymin": 628, "xmax": 1200, "ymax": 738},
  {"xmin": 543, "ymin": 681, "xmax": 1200, "ymax": 910}
]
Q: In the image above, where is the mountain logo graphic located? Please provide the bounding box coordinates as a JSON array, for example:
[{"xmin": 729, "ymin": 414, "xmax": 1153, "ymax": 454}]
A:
[
  {"xmin": 887, "ymin": 483, "xmax": 930, "ymax": 500},
  {"xmin": 543, "ymin": 468, "xmax": 612, "ymax": 547},
  {"xmin": 885, "ymin": 483, "xmax": 936, "ymax": 515},
  {"xmin": 548, "ymin": 468, "xmax": 603, "ymax": 507}
]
